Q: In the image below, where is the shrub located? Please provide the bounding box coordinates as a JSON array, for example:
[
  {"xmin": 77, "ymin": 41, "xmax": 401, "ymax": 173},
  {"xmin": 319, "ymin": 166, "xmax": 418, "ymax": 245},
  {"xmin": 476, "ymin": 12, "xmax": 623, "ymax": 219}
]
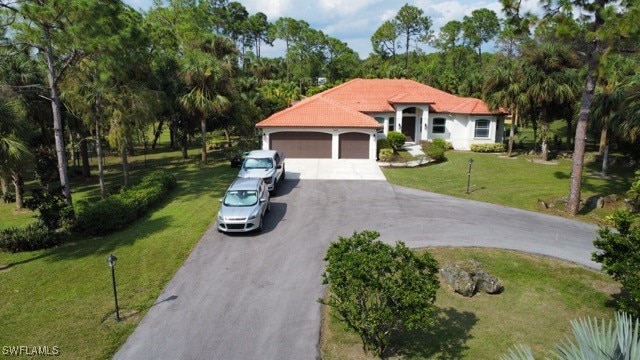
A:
[
  {"xmin": 0, "ymin": 223, "xmax": 62, "ymax": 253},
  {"xmin": 593, "ymin": 210, "xmax": 640, "ymax": 318},
  {"xmin": 25, "ymin": 146, "xmax": 76, "ymax": 230},
  {"xmin": 320, "ymin": 230, "xmax": 440, "ymax": 357},
  {"xmin": 470, "ymin": 143, "xmax": 505, "ymax": 153},
  {"xmin": 422, "ymin": 139, "xmax": 448, "ymax": 162},
  {"xmin": 426, "ymin": 146, "xmax": 446, "ymax": 162},
  {"xmin": 386, "ymin": 131, "xmax": 406, "ymax": 152},
  {"xmin": 75, "ymin": 171, "xmax": 177, "ymax": 236},
  {"xmin": 378, "ymin": 148, "xmax": 393, "ymax": 162},
  {"xmin": 626, "ymin": 170, "xmax": 640, "ymax": 211},
  {"xmin": 430, "ymin": 138, "xmax": 452, "ymax": 150},
  {"xmin": 377, "ymin": 138, "xmax": 391, "ymax": 150}
]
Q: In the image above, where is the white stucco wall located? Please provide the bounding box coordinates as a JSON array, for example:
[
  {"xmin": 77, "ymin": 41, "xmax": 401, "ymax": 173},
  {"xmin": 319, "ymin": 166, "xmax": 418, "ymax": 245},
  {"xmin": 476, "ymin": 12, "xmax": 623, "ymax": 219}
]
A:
[{"xmin": 372, "ymin": 110, "xmax": 501, "ymax": 150}]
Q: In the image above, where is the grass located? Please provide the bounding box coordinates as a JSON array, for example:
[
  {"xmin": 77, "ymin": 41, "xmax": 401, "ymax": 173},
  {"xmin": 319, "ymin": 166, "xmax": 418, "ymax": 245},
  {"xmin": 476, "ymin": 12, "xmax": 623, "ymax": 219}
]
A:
[
  {"xmin": 0, "ymin": 145, "xmax": 238, "ymax": 359},
  {"xmin": 383, "ymin": 150, "xmax": 635, "ymax": 224},
  {"xmin": 320, "ymin": 247, "xmax": 620, "ymax": 359}
]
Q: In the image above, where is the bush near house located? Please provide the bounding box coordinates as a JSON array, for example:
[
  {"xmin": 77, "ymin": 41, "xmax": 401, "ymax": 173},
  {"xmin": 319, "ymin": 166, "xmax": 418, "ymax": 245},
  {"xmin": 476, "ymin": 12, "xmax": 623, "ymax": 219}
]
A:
[
  {"xmin": 75, "ymin": 170, "xmax": 177, "ymax": 236},
  {"xmin": 378, "ymin": 148, "xmax": 394, "ymax": 162},
  {"xmin": 470, "ymin": 143, "xmax": 505, "ymax": 153},
  {"xmin": 421, "ymin": 139, "xmax": 449, "ymax": 162},
  {"xmin": 386, "ymin": 131, "xmax": 406, "ymax": 152}
]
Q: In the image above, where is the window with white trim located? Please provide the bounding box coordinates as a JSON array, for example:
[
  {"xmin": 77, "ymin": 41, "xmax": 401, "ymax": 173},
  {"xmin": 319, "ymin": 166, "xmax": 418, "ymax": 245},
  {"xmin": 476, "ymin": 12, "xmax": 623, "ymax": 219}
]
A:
[
  {"xmin": 432, "ymin": 118, "xmax": 446, "ymax": 134},
  {"xmin": 474, "ymin": 119, "xmax": 490, "ymax": 138},
  {"xmin": 388, "ymin": 117, "xmax": 395, "ymax": 132}
]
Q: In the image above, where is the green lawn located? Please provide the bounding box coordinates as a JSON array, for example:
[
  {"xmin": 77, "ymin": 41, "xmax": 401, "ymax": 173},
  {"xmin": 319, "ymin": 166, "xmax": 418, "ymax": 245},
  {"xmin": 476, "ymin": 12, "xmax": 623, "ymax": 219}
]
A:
[
  {"xmin": 383, "ymin": 151, "xmax": 634, "ymax": 224},
  {"xmin": 321, "ymin": 247, "xmax": 620, "ymax": 359},
  {"xmin": 0, "ymin": 147, "xmax": 237, "ymax": 359}
]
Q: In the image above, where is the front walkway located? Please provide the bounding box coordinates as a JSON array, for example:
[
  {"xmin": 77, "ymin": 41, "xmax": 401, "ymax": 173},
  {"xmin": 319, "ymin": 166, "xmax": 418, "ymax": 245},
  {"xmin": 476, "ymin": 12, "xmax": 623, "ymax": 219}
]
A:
[{"xmin": 378, "ymin": 144, "xmax": 431, "ymax": 167}]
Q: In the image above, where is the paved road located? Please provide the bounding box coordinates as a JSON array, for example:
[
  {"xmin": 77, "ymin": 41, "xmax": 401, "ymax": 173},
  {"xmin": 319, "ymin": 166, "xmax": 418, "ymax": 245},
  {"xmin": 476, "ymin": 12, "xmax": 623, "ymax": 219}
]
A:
[{"xmin": 114, "ymin": 180, "xmax": 599, "ymax": 360}]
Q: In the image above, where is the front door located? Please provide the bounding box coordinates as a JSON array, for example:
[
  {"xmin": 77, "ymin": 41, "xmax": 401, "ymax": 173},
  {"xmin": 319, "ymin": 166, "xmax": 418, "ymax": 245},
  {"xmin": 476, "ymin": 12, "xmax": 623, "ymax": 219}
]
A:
[{"xmin": 402, "ymin": 116, "xmax": 416, "ymax": 142}]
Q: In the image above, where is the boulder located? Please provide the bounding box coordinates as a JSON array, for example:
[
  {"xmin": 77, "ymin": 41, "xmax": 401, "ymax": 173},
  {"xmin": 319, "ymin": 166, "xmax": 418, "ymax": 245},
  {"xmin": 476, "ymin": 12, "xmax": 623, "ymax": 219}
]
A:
[{"xmin": 439, "ymin": 259, "xmax": 504, "ymax": 297}]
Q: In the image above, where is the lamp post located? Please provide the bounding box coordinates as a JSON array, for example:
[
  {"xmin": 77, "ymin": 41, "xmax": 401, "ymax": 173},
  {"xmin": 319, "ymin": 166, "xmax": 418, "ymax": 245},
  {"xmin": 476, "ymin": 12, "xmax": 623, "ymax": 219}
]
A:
[
  {"xmin": 466, "ymin": 158, "xmax": 474, "ymax": 194},
  {"xmin": 107, "ymin": 254, "xmax": 121, "ymax": 322}
]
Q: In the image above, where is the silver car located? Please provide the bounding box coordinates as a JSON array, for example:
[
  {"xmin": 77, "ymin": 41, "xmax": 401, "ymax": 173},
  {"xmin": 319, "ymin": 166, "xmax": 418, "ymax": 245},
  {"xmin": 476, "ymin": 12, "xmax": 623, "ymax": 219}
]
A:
[{"xmin": 216, "ymin": 178, "xmax": 270, "ymax": 233}]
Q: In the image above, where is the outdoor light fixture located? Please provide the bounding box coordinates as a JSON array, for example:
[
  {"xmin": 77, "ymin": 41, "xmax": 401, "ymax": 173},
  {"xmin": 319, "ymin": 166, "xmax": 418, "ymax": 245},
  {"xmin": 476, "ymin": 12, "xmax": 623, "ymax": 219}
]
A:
[
  {"xmin": 107, "ymin": 254, "xmax": 121, "ymax": 322},
  {"xmin": 466, "ymin": 158, "xmax": 474, "ymax": 194}
]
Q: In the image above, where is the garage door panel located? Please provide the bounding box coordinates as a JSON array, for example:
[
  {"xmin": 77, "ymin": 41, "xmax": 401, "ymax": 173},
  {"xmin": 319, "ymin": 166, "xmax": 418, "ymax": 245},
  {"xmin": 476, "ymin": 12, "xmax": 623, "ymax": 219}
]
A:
[
  {"xmin": 339, "ymin": 132, "xmax": 369, "ymax": 159},
  {"xmin": 270, "ymin": 132, "xmax": 332, "ymax": 158}
]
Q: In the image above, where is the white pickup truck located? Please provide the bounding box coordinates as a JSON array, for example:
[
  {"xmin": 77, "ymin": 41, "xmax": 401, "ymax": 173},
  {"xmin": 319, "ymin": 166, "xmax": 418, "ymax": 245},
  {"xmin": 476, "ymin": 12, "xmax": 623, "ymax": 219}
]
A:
[{"xmin": 237, "ymin": 150, "xmax": 285, "ymax": 193}]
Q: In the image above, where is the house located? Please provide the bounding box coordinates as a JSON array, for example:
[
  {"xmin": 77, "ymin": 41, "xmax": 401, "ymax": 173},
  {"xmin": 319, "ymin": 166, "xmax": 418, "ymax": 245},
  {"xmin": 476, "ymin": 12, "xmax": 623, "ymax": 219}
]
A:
[{"xmin": 256, "ymin": 78, "xmax": 506, "ymax": 160}]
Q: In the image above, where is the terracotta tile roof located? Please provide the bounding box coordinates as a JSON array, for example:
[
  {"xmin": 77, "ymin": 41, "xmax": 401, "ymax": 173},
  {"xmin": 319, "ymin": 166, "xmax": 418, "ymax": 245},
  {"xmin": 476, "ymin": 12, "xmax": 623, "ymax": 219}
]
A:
[
  {"xmin": 257, "ymin": 78, "xmax": 502, "ymax": 128},
  {"xmin": 257, "ymin": 93, "xmax": 382, "ymax": 128}
]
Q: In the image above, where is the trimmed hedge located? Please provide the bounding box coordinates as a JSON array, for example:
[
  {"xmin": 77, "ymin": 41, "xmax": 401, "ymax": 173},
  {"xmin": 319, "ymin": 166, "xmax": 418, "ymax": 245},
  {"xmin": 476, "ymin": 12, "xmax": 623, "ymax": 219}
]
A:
[
  {"xmin": 470, "ymin": 143, "xmax": 505, "ymax": 153},
  {"xmin": 75, "ymin": 171, "xmax": 177, "ymax": 236},
  {"xmin": 0, "ymin": 223, "xmax": 62, "ymax": 253}
]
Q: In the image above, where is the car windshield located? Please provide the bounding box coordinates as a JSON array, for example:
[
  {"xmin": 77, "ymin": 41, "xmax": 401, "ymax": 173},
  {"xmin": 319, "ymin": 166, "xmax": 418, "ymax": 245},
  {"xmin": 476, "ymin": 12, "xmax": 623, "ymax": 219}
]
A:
[
  {"xmin": 243, "ymin": 158, "xmax": 273, "ymax": 169},
  {"xmin": 223, "ymin": 190, "xmax": 258, "ymax": 207}
]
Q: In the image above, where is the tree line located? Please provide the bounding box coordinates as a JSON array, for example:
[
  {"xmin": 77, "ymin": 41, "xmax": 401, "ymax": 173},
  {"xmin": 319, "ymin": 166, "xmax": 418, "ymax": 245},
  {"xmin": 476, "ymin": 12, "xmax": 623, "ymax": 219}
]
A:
[{"xmin": 1, "ymin": 0, "xmax": 639, "ymax": 220}]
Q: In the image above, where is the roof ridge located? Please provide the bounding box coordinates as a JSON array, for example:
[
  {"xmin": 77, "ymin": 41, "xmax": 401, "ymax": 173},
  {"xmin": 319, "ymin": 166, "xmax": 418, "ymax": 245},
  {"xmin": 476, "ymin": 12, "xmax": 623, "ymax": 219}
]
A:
[{"xmin": 317, "ymin": 78, "xmax": 361, "ymax": 99}]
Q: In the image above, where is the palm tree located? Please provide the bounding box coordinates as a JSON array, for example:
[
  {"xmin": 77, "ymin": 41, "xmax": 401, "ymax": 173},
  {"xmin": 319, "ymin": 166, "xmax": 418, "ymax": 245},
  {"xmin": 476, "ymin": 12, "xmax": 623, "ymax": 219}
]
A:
[
  {"xmin": 0, "ymin": 98, "xmax": 32, "ymax": 210},
  {"xmin": 483, "ymin": 58, "xmax": 527, "ymax": 157},
  {"xmin": 521, "ymin": 42, "xmax": 581, "ymax": 161},
  {"xmin": 589, "ymin": 55, "xmax": 637, "ymax": 176},
  {"xmin": 616, "ymin": 74, "xmax": 640, "ymax": 143},
  {"xmin": 179, "ymin": 36, "xmax": 235, "ymax": 163}
]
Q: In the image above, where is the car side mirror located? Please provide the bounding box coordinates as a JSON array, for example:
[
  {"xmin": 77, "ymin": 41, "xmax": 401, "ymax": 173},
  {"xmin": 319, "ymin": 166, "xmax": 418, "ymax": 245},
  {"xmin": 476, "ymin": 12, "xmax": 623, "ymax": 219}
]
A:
[
  {"xmin": 260, "ymin": 198, "xmax": 267, "ymax": 203},
  {"xmin": 276, "ymin": 164, "xmax": 282, "ymax": 169}
]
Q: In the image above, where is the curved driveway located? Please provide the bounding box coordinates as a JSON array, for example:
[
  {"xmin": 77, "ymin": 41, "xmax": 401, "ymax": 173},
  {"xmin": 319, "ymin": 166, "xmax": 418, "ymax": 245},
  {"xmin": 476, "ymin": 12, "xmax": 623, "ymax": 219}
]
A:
[{"xmin": 114, "ymin": 179, "xmax": 598, "ymax": 360}]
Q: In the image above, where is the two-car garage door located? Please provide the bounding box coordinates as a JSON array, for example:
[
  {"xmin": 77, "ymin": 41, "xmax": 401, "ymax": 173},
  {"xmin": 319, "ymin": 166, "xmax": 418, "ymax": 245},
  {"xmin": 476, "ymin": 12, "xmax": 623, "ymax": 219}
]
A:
[{"xmin": 269, "ymin": 132, "xmax": 370, "ymax": 159}]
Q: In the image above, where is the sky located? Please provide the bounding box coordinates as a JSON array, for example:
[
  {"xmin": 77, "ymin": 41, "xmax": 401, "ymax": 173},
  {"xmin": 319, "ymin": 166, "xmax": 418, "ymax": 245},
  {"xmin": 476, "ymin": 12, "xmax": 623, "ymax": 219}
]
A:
[{"xmin": 123, "ymin": 0, "xmax": 541, "ymax": 59}]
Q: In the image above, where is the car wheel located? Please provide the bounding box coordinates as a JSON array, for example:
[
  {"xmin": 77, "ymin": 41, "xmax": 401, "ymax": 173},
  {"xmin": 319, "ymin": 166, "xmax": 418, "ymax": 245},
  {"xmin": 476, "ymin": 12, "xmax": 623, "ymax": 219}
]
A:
[
  {"xmin": 256, "ymin": 218, "xmax": 263, "ymax": 232},
  {"xmin": 281, "ymin": 166, "xmax": 285, "ymax": 180},
  {"xmin": 266, "ymin": 201, "xmax": 271, "ymax": 213}
]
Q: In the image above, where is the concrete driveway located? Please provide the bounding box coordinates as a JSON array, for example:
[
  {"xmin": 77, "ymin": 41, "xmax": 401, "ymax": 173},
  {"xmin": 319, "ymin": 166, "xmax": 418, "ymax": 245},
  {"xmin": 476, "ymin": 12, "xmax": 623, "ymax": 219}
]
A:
[
  {"xmin": 284, "ymin": 159, "xmax": 386, "ymax": 180},
  {"xmin": 114, "ymin": 180, "xmax": 598, "ymax": 360}
]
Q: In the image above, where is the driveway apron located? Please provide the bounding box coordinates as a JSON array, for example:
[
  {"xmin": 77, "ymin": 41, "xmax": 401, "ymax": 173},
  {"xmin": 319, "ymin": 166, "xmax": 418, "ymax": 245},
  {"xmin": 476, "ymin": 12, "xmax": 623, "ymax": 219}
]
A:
[{"xmin": 114, "ymin": 179, "xmax": 598, "ymax": 360}]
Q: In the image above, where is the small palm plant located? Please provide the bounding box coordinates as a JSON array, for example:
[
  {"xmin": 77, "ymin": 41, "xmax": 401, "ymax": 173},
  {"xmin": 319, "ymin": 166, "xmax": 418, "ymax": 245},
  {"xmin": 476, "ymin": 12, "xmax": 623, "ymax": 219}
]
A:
[{"xmin": 502, "ymin": 312, "xmax": 639, "ymax": 360}]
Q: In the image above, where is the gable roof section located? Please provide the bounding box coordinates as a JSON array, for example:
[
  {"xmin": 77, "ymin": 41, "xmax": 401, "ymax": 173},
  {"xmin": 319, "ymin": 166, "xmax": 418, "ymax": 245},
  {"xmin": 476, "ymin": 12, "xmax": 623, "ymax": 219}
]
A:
[{"xmin": 257, "ymin": 78, "xmax": 501, "ymax": 128}]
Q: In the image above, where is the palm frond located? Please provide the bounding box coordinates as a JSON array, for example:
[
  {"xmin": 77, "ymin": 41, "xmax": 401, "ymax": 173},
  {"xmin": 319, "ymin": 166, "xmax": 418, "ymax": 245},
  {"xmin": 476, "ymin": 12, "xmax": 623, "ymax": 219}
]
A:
[{"xmin": 501, "ymin": 344, "xmax": 536, "ymax": 360}]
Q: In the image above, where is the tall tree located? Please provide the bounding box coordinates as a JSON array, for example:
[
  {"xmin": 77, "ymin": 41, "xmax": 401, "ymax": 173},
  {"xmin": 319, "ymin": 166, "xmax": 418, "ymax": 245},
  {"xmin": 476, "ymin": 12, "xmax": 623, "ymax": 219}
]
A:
[
  {"xmin": 394, "ymin": 3, "xmax": 433, "ymax": 70},
  {"xmin": 244, "ymin": 12, "xmax": 271, "ymax": 59},
  {"xmin": 0, "ymin": 97, "xmax": 31, "ymax": 209},
  {"xmin": 371, "ymin": 20, "xmax": 399, "ymax": 59},
  {"xmin": 589, "ymin": 55, "xmax": 637, "ymax": 175},
  {"xmin": 483, "ymin": 58, "xmax": 527, "ymax": 157},
  {"xmin": 179, "ymin": 36, "xmax": 235, "ymax": 163},
  {"xmin": 553, "ymin": 0, "xmax": 640, "ymax": 214},
  {"xmin": 462, "ymin": 8, "xmax": 501, "ymax": 59},
  {"xmin": 61, "ymin": 2, "xmax": 152, "ymax": 194},
  {"xmin": 521, "ymin": 42, "xmax": 580, "ymax": 161},
  {"xmin": 2, "ymin": 0, "xmax": 86, "ymax": 207},
  {"xmin": 432, "ymin": 20, "xmax": 463, "ymax": 51},
  {"xmin": 272, "ymin": 17, "xmax": 309, "ymax": 81}
]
